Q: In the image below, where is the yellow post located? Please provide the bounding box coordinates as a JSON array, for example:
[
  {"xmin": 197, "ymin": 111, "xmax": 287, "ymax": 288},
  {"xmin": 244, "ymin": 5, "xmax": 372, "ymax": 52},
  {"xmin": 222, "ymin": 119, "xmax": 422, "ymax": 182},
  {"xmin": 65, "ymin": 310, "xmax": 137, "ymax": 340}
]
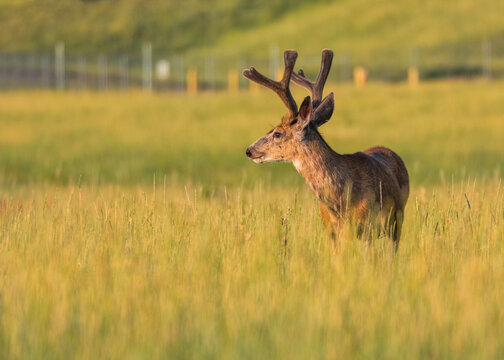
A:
[
  {"xmin": 408, "ymin": 67, "xmax": 419, "ymax": 86},
  {"xmin": 186, "ymin": 68, "xmax": 198, "ymax": 95},
  {"xmin": 276, "ymin": 69, "xmax": 283, "ymax": 81},
  {"xmin": 250, "ymin": 81, "xmax": 260, "ymax": 94},
  {"xmin": 353, "ymin": 67, "xmax": 368, "ymax": 87},
  {"xmin": 228, "ymin": 69, "xmax": 239, "ymax": 93}
]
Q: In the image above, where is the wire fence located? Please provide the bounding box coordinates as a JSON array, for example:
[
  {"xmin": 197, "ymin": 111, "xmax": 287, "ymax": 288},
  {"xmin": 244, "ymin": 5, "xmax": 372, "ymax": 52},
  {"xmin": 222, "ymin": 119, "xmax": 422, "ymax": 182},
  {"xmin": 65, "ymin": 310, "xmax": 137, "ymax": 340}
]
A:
[{"xmin": 1, "ymin": 40, "xmax": 503, "ymax": 92}]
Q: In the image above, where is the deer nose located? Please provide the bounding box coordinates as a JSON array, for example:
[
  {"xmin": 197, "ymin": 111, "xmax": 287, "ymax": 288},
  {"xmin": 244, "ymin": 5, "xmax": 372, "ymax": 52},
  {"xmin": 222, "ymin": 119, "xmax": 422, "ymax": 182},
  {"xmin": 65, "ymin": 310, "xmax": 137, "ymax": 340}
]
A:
[{"xmin": 245, "ymin": 148, "xmax": 252, "ymax": 158}]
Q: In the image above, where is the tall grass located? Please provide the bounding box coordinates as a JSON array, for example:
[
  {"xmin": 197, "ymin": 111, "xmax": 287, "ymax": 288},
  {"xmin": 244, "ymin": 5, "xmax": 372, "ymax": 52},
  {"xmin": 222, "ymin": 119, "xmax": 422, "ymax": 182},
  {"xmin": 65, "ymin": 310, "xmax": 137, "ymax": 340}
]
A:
[{"xmin": 1, "ymin": 181, "xmax": 503, "ymax": 359}]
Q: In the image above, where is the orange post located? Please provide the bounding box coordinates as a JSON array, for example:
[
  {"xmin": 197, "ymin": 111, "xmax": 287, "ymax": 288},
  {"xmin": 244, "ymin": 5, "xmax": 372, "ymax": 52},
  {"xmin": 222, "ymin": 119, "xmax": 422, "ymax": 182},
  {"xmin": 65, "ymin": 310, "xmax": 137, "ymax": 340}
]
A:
[
  {"xmin": 186, "ymin": 68, "xmax": 198, "ymax": 95},
  {"xmin": 353, "ymin": 67, "xmax": 368, "ymax": 87},
  {"xmin": 250, "ymin": 81, "xmax": 260, "ymax": 94},
  {"xmin": 228, "ymin": 69, "xmax": 239, "ymax": 93},
  {"xmin": 408, "ymin": 67, "xmax": 419, "ymax": 86},
  {"xmin": 276, "ymin": 68, "xmax": 283, "ymax": 81}
]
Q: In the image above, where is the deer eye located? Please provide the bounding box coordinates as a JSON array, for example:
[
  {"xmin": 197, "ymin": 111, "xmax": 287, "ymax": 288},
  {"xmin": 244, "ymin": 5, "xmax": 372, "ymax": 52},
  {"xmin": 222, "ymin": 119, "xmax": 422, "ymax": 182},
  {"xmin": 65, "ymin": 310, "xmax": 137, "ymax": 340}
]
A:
[{"xmin": 273, "ymin": 132, "xmax": 282, "ymax": 138}]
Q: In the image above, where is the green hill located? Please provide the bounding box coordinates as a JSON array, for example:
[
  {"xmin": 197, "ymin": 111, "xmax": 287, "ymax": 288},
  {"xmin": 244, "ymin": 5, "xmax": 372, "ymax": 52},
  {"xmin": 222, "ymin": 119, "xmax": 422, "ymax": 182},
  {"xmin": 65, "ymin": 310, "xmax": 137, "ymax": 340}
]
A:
[
  {"xmin": 1, "ymin": 0, "xmax": 503, "ymax": 80},
  {"xmin": 188, "ymin": 0, "xmax": 504, "ymax": 79},
  {"xmin": 193, "ymin": 0, "xmax": 503, "ymax": 56},
  {"xmin": 0, "ymin": 0, "xmax": 321, "ymax": 54},
  {"xmin": 1, "ymin": 0, "xmax": 502, "ymax": 56}
]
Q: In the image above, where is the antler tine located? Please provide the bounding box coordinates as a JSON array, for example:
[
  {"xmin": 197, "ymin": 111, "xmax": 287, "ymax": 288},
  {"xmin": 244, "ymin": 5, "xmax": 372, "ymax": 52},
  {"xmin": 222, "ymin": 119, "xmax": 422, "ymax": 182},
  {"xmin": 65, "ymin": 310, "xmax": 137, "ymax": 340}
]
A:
[
  {"xmin": 292, "ymin": 49, "xmax": 334, "ymax": 107},
  {"xmin": 243, "ymin": 50, "xmax": 298, "ymax": 120}
]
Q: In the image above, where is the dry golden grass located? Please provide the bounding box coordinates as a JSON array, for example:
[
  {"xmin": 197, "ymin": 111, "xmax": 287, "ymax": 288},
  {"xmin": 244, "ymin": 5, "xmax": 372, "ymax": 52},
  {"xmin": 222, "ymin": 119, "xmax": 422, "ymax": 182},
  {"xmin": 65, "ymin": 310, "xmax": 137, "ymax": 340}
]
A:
[{"xmin": 1, "ymin": 181, "xmax": 503, "ymax": 358}]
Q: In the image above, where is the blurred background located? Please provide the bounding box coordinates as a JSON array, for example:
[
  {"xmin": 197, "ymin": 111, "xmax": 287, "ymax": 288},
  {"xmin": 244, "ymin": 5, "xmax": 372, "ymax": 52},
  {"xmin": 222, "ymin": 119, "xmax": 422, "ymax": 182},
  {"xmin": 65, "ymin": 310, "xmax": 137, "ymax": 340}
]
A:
[{"xmin": 1, "ymin": 0, "xmax": 503, "ymax": 90}]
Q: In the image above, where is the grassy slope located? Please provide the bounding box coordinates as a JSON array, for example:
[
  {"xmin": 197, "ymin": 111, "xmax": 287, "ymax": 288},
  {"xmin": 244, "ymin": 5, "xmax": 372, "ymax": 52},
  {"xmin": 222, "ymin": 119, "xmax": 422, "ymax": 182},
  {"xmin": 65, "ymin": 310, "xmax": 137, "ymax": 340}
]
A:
[
  {"xmin": 0, "ymin": 0, "xmax": 316, "ymax": 54},
  {"xmin": 1, "ymin": 0, "xmax": 504, "ymax": 62},
  {"xmin": 196, "ymin": 0, "xmax": 504, "ymax": 56},
  {"xmin": 190, "ymin": 0, "xmax": 504, "ymax": 77}
]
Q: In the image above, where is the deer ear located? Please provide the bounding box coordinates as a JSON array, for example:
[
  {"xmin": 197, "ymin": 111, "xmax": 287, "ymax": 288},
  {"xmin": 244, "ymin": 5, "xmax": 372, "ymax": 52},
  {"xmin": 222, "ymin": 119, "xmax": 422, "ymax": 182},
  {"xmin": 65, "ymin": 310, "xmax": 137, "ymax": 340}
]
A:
[
  {"xmin": 311, "ymin": 92, "xmax": 334, "ymax": 127},
  {"xmin": 298, "ymin": 96, "xmax": 312, "ymax": 128}
]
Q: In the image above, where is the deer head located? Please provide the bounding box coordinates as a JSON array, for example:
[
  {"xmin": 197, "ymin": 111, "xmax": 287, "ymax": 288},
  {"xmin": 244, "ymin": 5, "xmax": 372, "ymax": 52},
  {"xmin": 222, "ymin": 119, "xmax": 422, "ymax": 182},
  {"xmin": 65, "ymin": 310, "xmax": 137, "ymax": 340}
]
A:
[
  {"xmin": 243, "ymin": 49, "xmax": 410, "ymax": 246},
  {"xmin": 244, "ymin": 49, "xmax": 335, "ymax": 164}
]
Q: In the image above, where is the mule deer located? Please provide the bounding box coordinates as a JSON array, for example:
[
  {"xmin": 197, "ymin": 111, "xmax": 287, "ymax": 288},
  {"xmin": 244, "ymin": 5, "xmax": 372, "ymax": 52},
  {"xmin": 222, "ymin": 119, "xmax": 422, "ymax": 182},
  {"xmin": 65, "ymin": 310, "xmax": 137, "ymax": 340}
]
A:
[{"xmin": 244, "ymin": 49, "xmax": 409, "ymax": 247}]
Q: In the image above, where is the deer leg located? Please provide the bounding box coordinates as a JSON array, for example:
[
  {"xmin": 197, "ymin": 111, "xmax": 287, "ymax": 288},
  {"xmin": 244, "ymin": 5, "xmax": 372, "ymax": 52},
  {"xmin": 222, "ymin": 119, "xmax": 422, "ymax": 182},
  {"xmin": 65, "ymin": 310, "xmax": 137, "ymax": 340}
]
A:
[
  {"xmin": 319, "ymin": 202, "xmax": 341, "ymax": 239},
  {"xmin": 319, "ymin": 202, "xmax": 332, "ymax": 229},
  {"xmin": 392, "ymin": 209, "xmax": 404, "ymax": 251}
]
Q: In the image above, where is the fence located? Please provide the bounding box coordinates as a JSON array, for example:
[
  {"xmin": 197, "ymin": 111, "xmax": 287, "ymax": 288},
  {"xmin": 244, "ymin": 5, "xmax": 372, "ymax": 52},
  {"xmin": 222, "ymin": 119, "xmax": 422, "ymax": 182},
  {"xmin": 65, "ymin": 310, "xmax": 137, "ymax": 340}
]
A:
[{"xmin": 1, "ymin": 40, "xmax": 503, "ymax": 92}]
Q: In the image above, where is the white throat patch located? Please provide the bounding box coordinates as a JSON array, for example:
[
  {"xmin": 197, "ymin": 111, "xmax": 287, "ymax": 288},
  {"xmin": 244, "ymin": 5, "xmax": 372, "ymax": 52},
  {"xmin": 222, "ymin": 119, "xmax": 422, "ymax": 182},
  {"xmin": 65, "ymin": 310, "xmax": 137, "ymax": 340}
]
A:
[{"xmin": 292, "ymin": 159, "xmax": 303, "ymax": 172}]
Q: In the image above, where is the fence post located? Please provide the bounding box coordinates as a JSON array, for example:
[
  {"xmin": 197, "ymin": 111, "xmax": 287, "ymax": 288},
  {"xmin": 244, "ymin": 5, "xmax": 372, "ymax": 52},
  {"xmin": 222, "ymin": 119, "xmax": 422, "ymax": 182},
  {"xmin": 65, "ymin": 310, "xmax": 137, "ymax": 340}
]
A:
[
  {"xmin": 269, "ymin": 44, "xmax": 280, "ymax": 79},
  {"xmin": 187, "ymin": 68, "xmax": 198, "ymax": 94},
  {"xmin": 119, "ymin": 55, "xmax": 129, "ymax": 89},
  {"xmin": 0, "ymin": 52, "xmax": 8, "ymax": 90},
  {"xmin": 205, "ymin": 56, "xmax": 215, "ymax": 91},
  {"xmin": 176, "ymin": 56, "xmax": 185, "ymax": 91},
  {"xmin": 77, "ymin": 57, "xmax": 87, "ymax": 90},
  {"xmin": 408, "ymin": 67, "xmax": 419, "ymax": 86},
  {"xmin": 142, "ymin": 42, "xmax": 153, "ymax": 91},
  {"xmin": 5, "ymin": 54, "xmax": 11, "ymax": 89},
  {"xmin": 41, "ymin": 55, "xmax": 50, "ymax": 89},
  {"xmin": 27, "ymin": 55, "xmax": 37, "ymax": 88},
  {"xmin": 12, "ymin": 54, "xmax": 20, "ymax": 90},
  {"xmin": 353, "ymin": 67, "xmax": 368, "ymax": 87},
  {"xmin": 55, "ymin": 42, "xmax": 65, "ymax": 90},
  {"xmin": 0, "ymin": 52, "xmax": 4, "ymax": 90},
  {"xmin": 408, "ymin": 48, "xmax": 419, "ymax": 86},
  {"xmin": 249, "ymin": 81, "xmax": 260, "ymax": 94},
  {"xmin": 482, "ymin": 40, "xmax": 491, "ymax": 79},
  {"xmin": 275, "ymin": 68, "xmax": 284, "ymax": 81},
  {"xmin": 98, "ymin": 55, "xmax": 108, "ymax": 91},
  {"xmin": 228, "ymin": 68, "xmax": 239, "ymax": 93}
]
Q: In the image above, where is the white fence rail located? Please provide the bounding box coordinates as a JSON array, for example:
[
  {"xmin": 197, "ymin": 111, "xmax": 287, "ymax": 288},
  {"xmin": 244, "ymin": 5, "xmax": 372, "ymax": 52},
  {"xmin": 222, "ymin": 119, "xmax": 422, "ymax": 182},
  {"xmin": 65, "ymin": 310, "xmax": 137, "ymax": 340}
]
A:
[{"xmin": 0, "ymin": 41, "xmax": 502, "ymax": 92}]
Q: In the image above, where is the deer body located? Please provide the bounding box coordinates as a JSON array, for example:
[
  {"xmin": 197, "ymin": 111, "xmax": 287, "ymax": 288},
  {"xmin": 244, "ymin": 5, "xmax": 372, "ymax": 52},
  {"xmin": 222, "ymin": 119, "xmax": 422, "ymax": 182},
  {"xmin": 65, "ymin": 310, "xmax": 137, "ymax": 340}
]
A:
[
  {"xmin": 292, "ymin": 136, "xmax": 409, "ymax": 240},
  {"xmin": 244, "ymin": 49, "xmax": 409, "ymax": 246}
]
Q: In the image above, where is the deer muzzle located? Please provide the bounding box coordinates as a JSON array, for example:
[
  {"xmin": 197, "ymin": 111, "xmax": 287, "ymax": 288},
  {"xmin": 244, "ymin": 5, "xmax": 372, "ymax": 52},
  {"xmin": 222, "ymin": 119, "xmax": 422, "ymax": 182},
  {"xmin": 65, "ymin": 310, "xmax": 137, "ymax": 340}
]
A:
[{"xmin": 246, "ymin": 146, "xmax": 265, "ymax": 163}]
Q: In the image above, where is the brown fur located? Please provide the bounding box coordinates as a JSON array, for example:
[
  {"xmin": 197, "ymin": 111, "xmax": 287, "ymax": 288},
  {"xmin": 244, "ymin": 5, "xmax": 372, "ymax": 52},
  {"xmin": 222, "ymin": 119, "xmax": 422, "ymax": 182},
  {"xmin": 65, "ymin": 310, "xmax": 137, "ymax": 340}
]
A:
[{"xmin": 244, "ymin": 49, "xmax": 410, "ymax": 247}]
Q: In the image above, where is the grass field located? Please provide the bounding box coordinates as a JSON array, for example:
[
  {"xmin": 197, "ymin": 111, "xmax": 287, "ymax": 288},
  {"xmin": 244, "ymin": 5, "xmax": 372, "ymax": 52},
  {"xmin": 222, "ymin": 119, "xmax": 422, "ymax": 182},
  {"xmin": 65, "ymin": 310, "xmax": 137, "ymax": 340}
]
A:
[{"xmin": 1, "ymin": 81, "xmax": 504, "ymax": 358}]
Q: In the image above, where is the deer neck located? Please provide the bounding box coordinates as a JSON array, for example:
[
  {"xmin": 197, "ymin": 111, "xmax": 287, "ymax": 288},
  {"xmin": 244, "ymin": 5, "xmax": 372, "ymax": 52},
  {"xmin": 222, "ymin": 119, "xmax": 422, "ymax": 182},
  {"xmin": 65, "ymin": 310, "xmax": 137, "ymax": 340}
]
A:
[{"xmin": 292, "ymin": 131, "xmax": 344, "ymax": 199}]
